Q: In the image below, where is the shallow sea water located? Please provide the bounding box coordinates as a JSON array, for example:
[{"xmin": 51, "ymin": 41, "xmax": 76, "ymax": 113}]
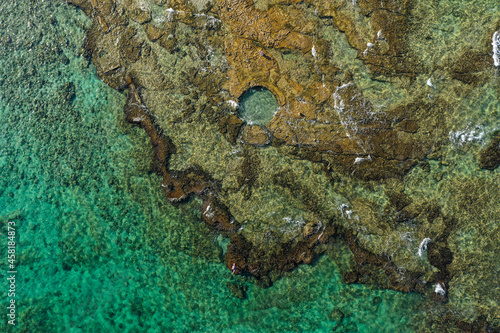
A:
[
  {"xmin": 238, "ymin": 87, "xmax": 279, "ymax": 125},
  {"xmin": 0, "ymin": 0, "xmax": 498, "ymax": 332}
]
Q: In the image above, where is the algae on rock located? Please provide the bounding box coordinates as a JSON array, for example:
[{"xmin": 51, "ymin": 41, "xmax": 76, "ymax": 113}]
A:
[{"xmin": 69, "ymin": 0, "xmax": 500, "ymax": 329}]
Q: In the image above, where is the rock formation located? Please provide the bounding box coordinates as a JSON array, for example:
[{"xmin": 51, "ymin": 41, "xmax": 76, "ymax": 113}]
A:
[{"xmin": 67, "ymin": 0, "xmax": 499, "ymax": 329}]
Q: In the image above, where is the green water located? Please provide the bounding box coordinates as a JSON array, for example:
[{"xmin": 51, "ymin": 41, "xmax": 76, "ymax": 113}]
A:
[
  {"xmin": 0, "ymin": 0, "xmax": 497, "ymax": 332},
  {"xmin": 238, "ymin": 87, "xmax": 279, "ymax": 126}
]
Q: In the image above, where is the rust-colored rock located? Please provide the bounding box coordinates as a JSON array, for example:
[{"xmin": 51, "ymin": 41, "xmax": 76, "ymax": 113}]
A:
[
  {"xmin": 226, "ymin": 224, "xmax": 336, "ymax": 282},
  {"xmin": 201, "ymin": 198, "xmax": 238, "ymax": 232},
  {"xmin": 144, "ymin": 23, "xmax": 164, "ymax": 42},
  {"xmin": 240, "ymin": 125, "xmax": 271, "ymax": 146},
  {"xmin": 128, "ymin": 7, "xmax": 151, "ymax": 24}
]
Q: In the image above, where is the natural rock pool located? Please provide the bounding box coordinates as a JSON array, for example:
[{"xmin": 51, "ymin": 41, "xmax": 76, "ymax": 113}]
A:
[{"xmin": 238, "ymin": 87, "xmax": 279, "ymax": 125}]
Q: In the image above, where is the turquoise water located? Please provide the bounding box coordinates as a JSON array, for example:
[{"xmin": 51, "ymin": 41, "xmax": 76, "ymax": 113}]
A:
[
  {"xmin": 238, "ymin": 87, "xmax": 279, "ymax": 125},
  {"xmin": 0, "ymin": 1, "xmax": 464, "ymax": 332}
]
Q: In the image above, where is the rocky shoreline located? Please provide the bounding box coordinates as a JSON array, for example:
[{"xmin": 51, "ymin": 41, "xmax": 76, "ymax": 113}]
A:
[{"xmin": 67, "ymin": 0, "xmax": 499, "ymax": 330}]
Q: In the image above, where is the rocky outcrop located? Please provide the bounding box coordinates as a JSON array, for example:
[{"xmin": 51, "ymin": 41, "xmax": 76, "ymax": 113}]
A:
[
  {"xmin": 479, "ymin": 133, "xmax": 500, "ymax": 170},
  {"xmin": 67, "ymin": 0, "xmax": 499, "ymax": 329},
  {"xmin": 65, "ymin": 0, "xmax": 452, "ymax": 284}
]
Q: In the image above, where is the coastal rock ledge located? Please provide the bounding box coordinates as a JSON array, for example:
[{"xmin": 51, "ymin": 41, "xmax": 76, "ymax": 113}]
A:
[{"xmin": 68, "ymin": 0, "xmax": 499, "ymax": 329}]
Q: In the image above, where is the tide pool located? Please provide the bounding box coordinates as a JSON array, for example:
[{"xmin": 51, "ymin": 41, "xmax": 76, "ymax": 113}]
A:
[
  {"xmin": 238, "ymin": 87, "xmax": 279, "ymax": 126},
  {"xmin": 0, "ymin": 0, "xmax": 483, "ymax": 332}
]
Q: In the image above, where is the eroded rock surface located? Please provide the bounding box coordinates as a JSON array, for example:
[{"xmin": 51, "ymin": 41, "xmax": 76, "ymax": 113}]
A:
[{"xmin": 68, "ymin": 0, "xmax": 499, "ymax": 329}]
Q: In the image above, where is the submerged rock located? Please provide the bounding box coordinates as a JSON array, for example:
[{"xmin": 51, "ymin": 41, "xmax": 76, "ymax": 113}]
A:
[
  {"xmin": 240, "ymin": 125, "xmax": 271, "ymax": 146},
  {"xmin": 226, "ymin": 281, "xmax": 247, "ymax": 299},
  {"xmin": 329, "ymin": 308, "xmax": 344, "ymax": 327}
]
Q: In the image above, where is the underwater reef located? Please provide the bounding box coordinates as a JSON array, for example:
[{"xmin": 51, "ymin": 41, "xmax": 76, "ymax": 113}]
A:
[{"xmin": 66, "ymin": 0, "xmax": 499, "ymax": 330}]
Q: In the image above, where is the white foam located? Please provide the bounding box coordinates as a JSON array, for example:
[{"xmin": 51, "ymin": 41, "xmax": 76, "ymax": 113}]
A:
[
  {"xmin": 279, "ymin": 217, "xmax": 306, "ymax": 234},
  {"xmin": 353, "ymin": 155, "xmax": 371, "ymax": 165},
  {"xmin": 332, "ymin": 83, "xmax": 353, "ymax": 115},
  {"xmin": 164, "ymin": 8, "xmax": 186, "ymax": 21},
  {"xmin": 131, "ymin": 116, "xmax": 145, "ymax": 122},
  {"xmin": 338, "ymin": 203, "xmax": 349, "ymax": 213},
  {"xmin": 426, "ymin": 78, "xmax": 436, "ymax": 89},
  {"xmin": 311, "ymin": 44, "xmax": 317, "ymax": 59},
  {"xmin": 417, "ymin": 237, "xmax": 431, "ymax": 257},
  {"xmin": 282, "ymin": 217, "xmax": 306, "ymax": 227},
  {"xmin": 492, "ymin": 31, "xmax": 500, "ymax": 67},
  {"xmin": 137, "ymin": 0, "xmax": 150, "ymax": 12},
  {"xmin": 338, "ymin": 203, "xmax": 354, "ymax": 219},
  {"xmin": 449, "ymin": 124, "xmax": 486, "ymax": 147},
  {"xmin": 204, "ymin": 204, "xmax": 214, "ymax": 218},
  {"xmin": 194, "ymin": 13, "xmax": 221, "ymax": 22},
  {"xmin": 435, "ymin": 283, "xmax": 446, "ymax": 296},
  {"xmin": 226, "ymin": 100, "xmax": 238, "ymax": 109},
  {"xmin": 332, "ymin": 82, "xmax": 373, "ymax": 153}
]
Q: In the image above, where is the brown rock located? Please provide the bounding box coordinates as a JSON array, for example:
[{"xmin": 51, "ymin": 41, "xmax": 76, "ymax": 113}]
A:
[
  {"xmin": 342, "ymin": 271, "xmax": 359, "ymax": 284},
  {"xmin": 144, "ymin": 23, "xmax": 164, "ymax": 42},
  {"xmin": 396, "ymin": 119, "xmax": 419, "ymax": 133},
  {"xmin": 427, "ymin": 242, "xmax": 453, "ymax": 272},
  {"xmin": 90, "ymin": 0, "xmax": 115, "ymax": 16},
  {"xmin": 71, "ymin": 0, "xmax": 452, "ymax": 297},
  {"xmin": 451, "ymin": 50, "xmax": 491, "ymax": 85},
  {"xmin": 218, "ymin": 0, "xmax": 313, "ymax": 52},
  {"xmin": 129, "ymin": 7, "xmax": 151, "ymax": 24},
  {"xmin": 118, "ymin": 27, "xmax": 142, "ymax": 62},
  {"xmin": 201, "ymin": 199, "xmax": 237, "ymax": 232},
  {"xmin": 225, "ymin": 37, "xmax": 280, "ymax": 99},
  {"xmin": 158, "ymin": 34, "xmax": 177, "ymax": 53},
  {"xmin": 240, "ymin": 125, "xmax": 271, "ymax": 146},
  {"xmin": 479, "ymin": 135, "xmax": 500, "ymax": 170},
  {"xmin": 303, "ymin": 221, "xmax": 321, "ymax": 239},
  {"xmin": 218, "ymin": 113, "xmax": 244, "ymax": 145},
  {"xmin": 67, "ymin": 0, "xmax": 93, "ymax": 16},
  {"xmin": 226, "ymin": 235, "xmax": 253, "ymax": 275},
  {"xmin": 387, "ymin": 191, "xmax": 412, "ymax": 212}
]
